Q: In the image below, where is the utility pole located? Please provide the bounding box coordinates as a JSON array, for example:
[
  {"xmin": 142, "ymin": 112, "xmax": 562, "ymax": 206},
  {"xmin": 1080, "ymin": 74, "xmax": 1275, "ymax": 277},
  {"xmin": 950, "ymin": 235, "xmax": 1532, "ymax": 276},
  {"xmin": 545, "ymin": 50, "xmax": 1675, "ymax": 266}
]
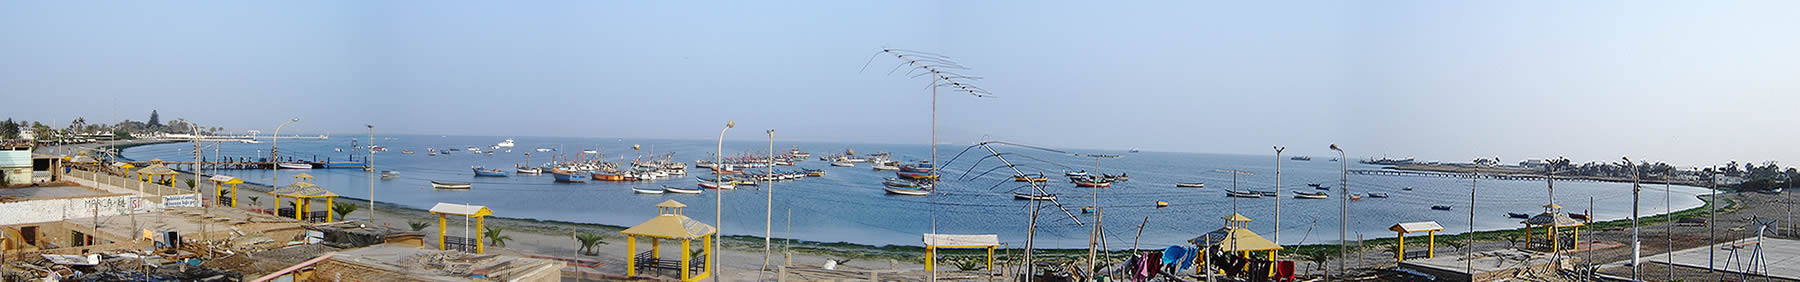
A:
[
  {"xmin": 1274, "ymin": 146, "xmax": 1284, "ymax": 246},
  {"xmin": 1624, "ymin": 157, "xmax": 1640, "ymax": 280},
  {"xmin": 367, "ymin": 124, "xmax": 375, "ymax": 223},
  {"xmin": 713, "ymin": 121, "xmax": 733, "ymax": 282},
  {"xmin": 1330, "ymin": 144, "xmax": 1347, "ymax": 279},
  {"xmin": 763, "ymin": 129, "xmax": 775, "ymax": 277}
]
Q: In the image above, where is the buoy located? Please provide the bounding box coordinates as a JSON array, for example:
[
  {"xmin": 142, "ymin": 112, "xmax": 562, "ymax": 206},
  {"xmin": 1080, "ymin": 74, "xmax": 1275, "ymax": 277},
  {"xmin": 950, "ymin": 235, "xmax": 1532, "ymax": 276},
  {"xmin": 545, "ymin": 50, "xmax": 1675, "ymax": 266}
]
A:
[
  {"xmin": 1155, "ymin": 201, "xmax": 1169, "ymax": 208},
  {"xmin": 1082, "ymin": 206, "xmax": 1096, "ymax": 213}
]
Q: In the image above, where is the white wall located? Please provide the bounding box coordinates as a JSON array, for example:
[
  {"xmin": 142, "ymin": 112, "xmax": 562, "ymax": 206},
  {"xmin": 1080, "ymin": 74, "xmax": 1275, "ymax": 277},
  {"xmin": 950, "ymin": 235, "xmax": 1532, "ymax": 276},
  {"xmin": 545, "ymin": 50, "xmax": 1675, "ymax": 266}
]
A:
[{"xmin": 0, "ymin": 194, "xmax": 160, "ymax": 225}]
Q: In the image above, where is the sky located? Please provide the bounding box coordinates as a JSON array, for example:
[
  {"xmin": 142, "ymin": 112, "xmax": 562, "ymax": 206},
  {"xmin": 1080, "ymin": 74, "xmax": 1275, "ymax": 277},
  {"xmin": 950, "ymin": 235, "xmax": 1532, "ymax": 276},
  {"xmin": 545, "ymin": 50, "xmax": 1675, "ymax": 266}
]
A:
[{"xmin": 2, "ymin": 1, "xmax": 1798, "ymax": 166}]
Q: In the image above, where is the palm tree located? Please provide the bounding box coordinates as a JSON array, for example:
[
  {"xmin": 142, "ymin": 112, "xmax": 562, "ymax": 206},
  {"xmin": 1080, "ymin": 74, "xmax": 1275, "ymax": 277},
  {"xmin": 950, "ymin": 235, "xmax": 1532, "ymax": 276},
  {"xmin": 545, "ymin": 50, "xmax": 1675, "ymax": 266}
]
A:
[
  {"xmin": 575, "ymin": 232, "xmax": 608, "ymax": 256},
  {"xmin": 408, "ymin": 220, "xmax": 430, "ymax": 232},
  {"xmin": 484, "ymin": 226, "xmax": 512, "ymax": 247},
  {"xmin": 331, "ymin": 203, "xmax": 359, "ymax": 220},
  {"xmin": 1298, "ymin": 250, "xmax": 1333, "ymax": 273},
  {"xmin": 247, "ymin": 196, "xmax": 260, "ymax": 208}
]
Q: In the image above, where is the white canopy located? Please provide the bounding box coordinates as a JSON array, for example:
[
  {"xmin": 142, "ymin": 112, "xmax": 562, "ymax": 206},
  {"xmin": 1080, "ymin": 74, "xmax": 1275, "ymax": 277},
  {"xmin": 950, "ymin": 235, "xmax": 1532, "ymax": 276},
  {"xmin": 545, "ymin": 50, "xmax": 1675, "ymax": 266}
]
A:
[
  {"xmin": 208, "ymin": 175, "xmax": 239, "ymax": 182},
  {"xmin": 429, "ymin": 203, "xmax": 493, "ymax": 217},
  {"xmin": 1390, "ymin": 221, "xmax": 1445, "ymax": 233},
  {"xmin": 923, "ymin": 234, "xmax": 999, "ymax": 248}
]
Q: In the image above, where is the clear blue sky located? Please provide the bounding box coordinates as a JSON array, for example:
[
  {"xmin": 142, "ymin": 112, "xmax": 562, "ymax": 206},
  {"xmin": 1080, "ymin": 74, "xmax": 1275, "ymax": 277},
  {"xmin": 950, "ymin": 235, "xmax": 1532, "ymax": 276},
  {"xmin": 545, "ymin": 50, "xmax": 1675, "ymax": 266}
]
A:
[{"xmin": 4, "ymin": 1, "xmax": 1798, "ymax": 166}]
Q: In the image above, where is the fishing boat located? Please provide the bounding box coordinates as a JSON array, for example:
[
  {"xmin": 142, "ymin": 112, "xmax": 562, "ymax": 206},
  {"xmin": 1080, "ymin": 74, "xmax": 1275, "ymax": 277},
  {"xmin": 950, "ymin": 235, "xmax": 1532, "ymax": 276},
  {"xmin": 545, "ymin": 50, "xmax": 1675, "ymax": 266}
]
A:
[
  {"xmin": 1129, "ymin": 147, "xmax": 1140, "ymax": 153},
  {"xmin": 592, "ymin": 172, "xmax": 625, "ymax": 181},
  {"xmin": 551, "ymin": 170, "xmax": 589, "ymax": 183},
  {"xmin": 1013, "ymin": 192, "xmax": 1057, "ymax": 200},
  {"xmin": 1307, "ymin": 183, "xmax": 1323, "ymax": 188},
  {"xmin": 278, "ymin": 163, "xmax": 313, "ymax": 170},
  {"xmin": 883, "ymin": 186, "xmax": 930, "ymax": 196},
  {"xmin": 1507, "ymin": 212, "xmax": 1530, "ymax": 219},
  {"xmin": 1013, "ymin": 173, "xmax": 1050, "ymax": 182},
  {"xmin": 871, "ymin": 164, "xmax": 899, "ymax": 171},
  {"xmin": 1290, "ymin": 156, "xmax": 1311, "ymax": 161},
  {"xmin": 428, "ymin": 151, "xmax": 438, "ymax": 156},
  {"xmin": 430, "ymin": 180, "xmax": 472, "ymax": 189},
  {"xmin": 1226, "ymin": 191, "xmax": 1263, "ymax": 198},
  {"xmin": 582, "ymin": 149, "xmax": 599, "ymax": 154},
  {"xmin": 1431, "ymin": 205, "xmax": 1453, "ymax": 211},
  {"xmin": 1349, "ymin": 194, "xmax": 1365, "ymax": 201},
  {"xmin": 1073, "ymin": 178, "xmax": 1113, "ymax": 187},
  {"xmin": 896, "ymin": 171, "xmax": 939, "ymax": 180},
  {"xmin": 1367, "ymin": 192, "xmax": 1390, "ymax": 198},
  {"xmin": 516, "ymin": 167, "xmax": 542, "ymax": 174},
  {"xmin": 1100, "ymin": 173, "xmax": 1130, "ymax": 182},
  {"xmin": 401, "ymin": 149, "xmax": 414, "ymax": 154},
  {"xmin": 1082, "ymin": 206, "xmax": 1097, "ymax": 213},
  {"xmin": 803, "ymin": 169, "xmax": 826, "ymax": 177},
  {"xmin": 697, "ymin": 181, "xmax": 734, "ymax": 190},
  {"xmin": 632, "ymin": 187, "xmax": 665, "ymax": 194},
  {"xmin": 1249, "ymin": 190, "xmax": 1277, "ymax": 197},
  {"xmin": 1314, "ymin": 185, "xmax": 1330, "ymax": 190},
  {"xmin": 472, "ymin": 167, "xmax": 508, "ymax": 177},
  {"xmin": 380, "ymin": 170, "xmax": 400, "ymax": 179},
  {"xmin": 334, "ymin": 148, "xmax": 343, "ymax": 152},
  {"xmin": 466, "ymin": 147, "xmax": 480, "ymax": 152},
  {"xmin": 1402, "ymin": 186, "xmax": 1414, "ymax": 191},
  {"xmin": 497, "ymin": 138, "xmax": 515, "ymax": 148},
  {"xmin": 899, "ymin": 162, "xmax": 934, "ymax": 173},
  {"xmin": 831, "ymin": 162, "xmax": 854, "ymax": 167},
  {"xmin": 1064, "ymin": 170, "xmax": 1088, "ymax": 177},
  {"xmin": 1175, "ymin": 182, "xmax": 1206, "ymax": 188},
  {"xmin": 663, "ymin": 185, "xmax": 702, "ymax": 194},
  {"xmin": 883, "ymin": 178, "xmax": 931, "ymax": 189},
  {"xmin": 1294, "ymin": 191, "xmax": 1328, "ymax": 199},
  {"xmin": 535, "ymin": 148, "xmax": 553, "ymax": 152}
]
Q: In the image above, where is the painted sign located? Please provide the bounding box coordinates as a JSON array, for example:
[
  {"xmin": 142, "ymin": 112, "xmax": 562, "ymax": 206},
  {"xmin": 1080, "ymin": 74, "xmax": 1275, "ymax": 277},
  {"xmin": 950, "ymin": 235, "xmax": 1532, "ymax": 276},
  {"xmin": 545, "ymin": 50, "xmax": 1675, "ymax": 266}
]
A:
[{"xmin": 163, "ymin": 194, "xmax": 200, "ymax": 208}]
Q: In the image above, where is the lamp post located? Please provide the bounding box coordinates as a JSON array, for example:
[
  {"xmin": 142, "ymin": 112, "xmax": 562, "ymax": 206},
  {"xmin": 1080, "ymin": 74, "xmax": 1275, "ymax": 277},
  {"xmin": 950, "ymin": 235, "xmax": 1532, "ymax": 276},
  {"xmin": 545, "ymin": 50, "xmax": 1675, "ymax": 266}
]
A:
[
  {"xmin": 1330, "ymin": 144, "xmax": 1346, "ymax": 278},
  {"xmin": 367, "ymin": 124, "xmax": 375, "ymax": 223},
  {"xmin": 1273, "ymin": 146, "xmax": 1284, "ymax": 246},
  {"xmin": 715, "ymin": 120, "xmax": 734, "ymax": 282},
  {"xmin": 1623, "ymin": 156, "xmax": 1640, "ymax": 280},
  {"xmin": 763, "ymin": 129, "xmax": 775, "ymax": 275},
  {"xmin": 270, "ymin": 118, "xmax": 298, "ymax": 210}
]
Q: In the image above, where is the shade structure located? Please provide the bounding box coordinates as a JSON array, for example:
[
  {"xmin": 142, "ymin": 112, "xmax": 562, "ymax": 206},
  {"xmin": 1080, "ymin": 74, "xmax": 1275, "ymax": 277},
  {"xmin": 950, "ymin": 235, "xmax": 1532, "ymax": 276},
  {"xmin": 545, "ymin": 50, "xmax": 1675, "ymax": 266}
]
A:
[
  {"xmin": 269, "ymin": 175, "xmax": 339, "ymax": 222},
  {"xmin": 922, "ymin": 234, "xmax": 1000, "ymax": 272},
  {"xmin": 429, "ymin": 203, "xmax": 494, "ymax": 254},
  {"xmin": 1390, "ymin": 221, "xmax": 1444, "ymax": 261},
  {"xmin": 207, "ymin": 175, "xmax": 245, "ymax": 208},
  {"xmin": 622, "ymin": 200, "xmax": 715, "ymax": 281}
]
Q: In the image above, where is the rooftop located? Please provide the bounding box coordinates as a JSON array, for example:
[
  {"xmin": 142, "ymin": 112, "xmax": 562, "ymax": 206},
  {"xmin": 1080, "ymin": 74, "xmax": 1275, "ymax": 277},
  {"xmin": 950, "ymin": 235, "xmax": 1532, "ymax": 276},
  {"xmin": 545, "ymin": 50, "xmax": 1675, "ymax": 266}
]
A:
[
  {"xmin": 0, "ymin": 184, "xmax": 113, "ymax": 201},
  {"xmin": 314, "ymin": 245, "xmax": 563, "ymax": 281}
]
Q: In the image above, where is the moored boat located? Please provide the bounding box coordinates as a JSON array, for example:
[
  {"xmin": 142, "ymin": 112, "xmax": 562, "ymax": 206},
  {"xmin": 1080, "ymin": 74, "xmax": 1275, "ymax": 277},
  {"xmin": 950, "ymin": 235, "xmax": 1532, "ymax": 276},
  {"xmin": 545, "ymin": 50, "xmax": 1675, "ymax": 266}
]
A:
[
  {"xmin": 1507, "ymin": 212, "xmax": 1530, "ymax": 219},
  {"xmin": 1175, "ymin": 182, "xmax": 1206, "ymax": 188},
  {"xmin": 1064, "ymin": 170, "xmax": 1088, "ymax": 177},
  {"xmin": 516, "ymin": 167, "xmax": 542, "ymax": 174},
  {"xmin": 831, "ymin": 162, "xmax": 854, "ymax": 167},
  {"xmin": 380, "ymin": 170, "xmax": 400, "ymax": 179},
  {"xmin": 1431, "ymin": 205, "xmax": 1453, "ymax": 211},
  {"xmin": 872, "ymin": 164, "xmax": 900, "ymax": 171},
  {"xmin": 1013, "ymin": 192, "xmax": 1057, "ymax": 200},
  {"xmin": 1294, "ymin": 191, "xmax": 1328, "ymax": 199},
  {"xmin": 896, "ymin": 171, "xmax": 939, "ymax": 180},
  {"xmin": 473, "ymin": 167, "xmax": 508, "ymax": 177},
  {"xmin": 663, "ymin": 185, "xmax": 702, "ymax": 194},
  {"xmin": 278, "ymin": 163, "xmax": 313, "ymax": 170},
  {"xmin": 1226, "ymin": 191, "xmax": 1263, "ymax": 198},
  {"xmin": 883, "ymin": 186, "xmax": 930, "ymax": 196},
  {"xmin": 698, "ymin": 181, "xmax": 734, "ymax": 190},
  {"xmin": 1367, "ymin": 192, "xmax": 1390, "ymax": 198},
  {"xmin": 1073, "ymin": 178, "xmax": 1112, "ymax": 187},
  {"xmin": 552, "ymin": 170, "xmax": 589, "ymax": 183},
  {"xmin": 1013, "ymin": 173, "xmax": 1050, "ymax": 182},
  {"xmin": 632, "ymin": 187, "xmax": 665, "ymax": 194},
  {"xmin": 430, "ymin": 180, "xmax": 472, "ymax": 189}
]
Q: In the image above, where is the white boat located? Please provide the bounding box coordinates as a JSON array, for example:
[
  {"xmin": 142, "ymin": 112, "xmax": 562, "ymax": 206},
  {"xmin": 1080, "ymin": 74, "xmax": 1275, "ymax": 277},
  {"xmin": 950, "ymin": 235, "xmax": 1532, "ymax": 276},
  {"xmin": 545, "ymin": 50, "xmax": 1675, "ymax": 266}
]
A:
[
  {"xmin": 1294, "ymin": 191, "xmax": 1328, "ymax": 199},
  {"xmin": 430, "ymin": 181, "xmax": 472, "ymax": 189},
  {"xmin": 497, "ymin": 138, "xmax": 516, "ymax": 148},
  {"xmin": 663, "ymin": 185, "xmax": 703, "ymax": 194},
  {"xmin": 1013, "ymin": 192, "xmax": 1056, "ymax": 200},
  {"xmin": 871, "ymin": 164, "xmax": 899, "ymax": 171},
  {"xmin": 1226, "ymin": 191, "xmax": 1262, "ymax": 198},
  {"xmin": 698, "ymin": 181, "xmax": 735, "ymax": 190},
  {"xmin": 466, "ymin": 147, "xmax": 480, "ymax": 152},
  {"xmin": 516, "ymin": 167, "xmax": 542, "ymax": 174},
  {"xmin": 632, "ymin": 187, "xmax": 664, "ymax": 194},
  {"xmin": 536, "ymin": 148, "xmax": 553, "ymax": 152},
  {"xmin": 884, "ymin": 186, "xmax": 931, "ymax": 196},
  {"xmin": 831, "ymin": 162, "xmax": 855, "ymax": 167},
  {"xmin": 278, "ymin": 163, "xmax": 312, "ymax": 170},
  {"xmin": 1175, "ymin": 182, "xmax": 1206, "ymax": 188},
  {"xmin": 583, "ymin": 150, "xmax": 599, "ymax": 154}
]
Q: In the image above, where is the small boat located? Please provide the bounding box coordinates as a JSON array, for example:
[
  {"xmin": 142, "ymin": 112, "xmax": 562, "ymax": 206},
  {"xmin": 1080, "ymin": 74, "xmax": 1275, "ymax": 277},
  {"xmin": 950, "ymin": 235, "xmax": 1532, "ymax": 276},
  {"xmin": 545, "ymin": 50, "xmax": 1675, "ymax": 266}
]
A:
[
  {"xmin": 582, "ymin": 149, "xmax": 599, "ymax": 154},
  {"xmin": 552, "ymin": 171, "xmax": 589, "ymax": 183},
  {"xmin": 380, "ymin": 170, "xmax": 400, "ymax": 179},
  {"xmin": 516, "ymin": 167, "xmax": 542, "ymax": 174},
  {"xmin": 278, "ymin": 163, "xmax": 313, "ymax": 170},
  {"xmin": 1073, "ymin": 179, "xmax": 1112, "ymax": 187},
  {"xmin": 883, "ymin": 178, "xmax": 931, "ymax": 189},
  {"xmin": 1064, "ymin": 170, "xmax": 1088, "ymax": 177},
  {"xmin": 1294, "ymin": 191, "xmax": 1328, "ymax": 199},
  {"xmin": 1013, "ymin": 192, "xmax": 1057, "ymax": 200},
  {"xmin": 1431, "ymin": 205, "xmax": 1453, "ymax": 211},
  {"xmin": 1249, "ymin": 190, "xmax": 1277, "ymax": 197},
  {"xmin": 896, "ymin": 171, "xmax": 939, "ymax": 180},
  {"xmin": 632, "ymin": 187, "xmax": 665, "ymax": 194},
  {"xmin": 473, "ymin": 167, "xmax": 508, "ymax": 177},
  {"xmin": 899, "ymin": 162, "xmax": 934, "ymax": 173},
  {"xmin": 1290, "ymin": 156, "xmax": 1311, "ymax": 161},
  {"xmin": 1101, "ymin": 173, "xmax": 1130, "ymax": 181},
  {"xmin": 334, "ymin": 148, "xmax": 343, "ymax": 152},
  {"xmin": 1314, "ymin": 185, "xmax": 1331, "ymax": 190},
  {"xmin": 536, "ymin": 148, "xmax": 553, "ymax": 152},
  {"xmin": 883, "ymin": 186, "xmax": 930, "ymax": 196},
  {"xmin": 497, "ymin": 138, "xmax": 516, "ymax": 148},
  {"xmin": 1402, "ymin": 186, "xmax": 1414, "ymax": 191},
  {"xmin": 1507, "ymin": 212, "xmax": 1530, "ymax": 219},
  {"xmin": 698, "ymin": 181, "xmax": 735, "ymax": 190},
  {"xmin": 663, "ymin": 185, "xmax": 702, "ymax": 194},
  {"xmin": 804, "ymin": 169, "xmax": 826, "ymax": 177},
  {"xmin": 1013, "ymin": 173, "xmax": 1050, "ymax": 182},
  {"xmin": 871, "ymin": 164, "xmax": 900, "ymax": 171},
  {"xmin": 1367, "ymin": 192, "xmax": 1390, "ymax": 198},
  {"xmin": 401, "ymin": 150, "xmax": 414, "ymax": 154},
  {"xmin": 1175, "ymin": 182, "xmax": 1206, "ymax": 188},
  {"xmin": 430, "ymin": 180, "xmax": 472, "ymax": 189},
  {"xmin": 1129, "ymin": 147, "xmax": 1140, "ymax": 153},
  {"xmin": 466, "ymin": 147, "xmax": 480, "ymax": 151},
  {"xmin": 592, "ymin": 172, "xmax": 625, "ymax": 181},
  {"xmin": 1226, "ymin": 191, "xmax": 1263, "ymax": 198},
  {"xmin": 1350, "ymin": 194, "xmax": 1365, "ymax": 201},
  {"xmin": 1082, "ymin": 206, "xmax": 1097, "ymax": 213},
  {"xmin": 1570, "ymin": 213, "xmax": 1590, "ymax": 221},
  {"xmin": 428, "ymin": 151, "xmax": 438, "ymax": 156},
  {"xmin": 831, "ymin": 162, "xmax": 855, "ymax": 167}
]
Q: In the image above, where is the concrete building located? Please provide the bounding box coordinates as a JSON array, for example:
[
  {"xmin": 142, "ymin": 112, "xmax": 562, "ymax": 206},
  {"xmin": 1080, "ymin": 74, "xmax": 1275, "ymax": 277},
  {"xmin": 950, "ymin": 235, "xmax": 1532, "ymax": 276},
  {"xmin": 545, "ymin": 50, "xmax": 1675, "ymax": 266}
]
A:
[{"xmin": 1, "ymin": 145, "xmax": 30, "ymax": 186}]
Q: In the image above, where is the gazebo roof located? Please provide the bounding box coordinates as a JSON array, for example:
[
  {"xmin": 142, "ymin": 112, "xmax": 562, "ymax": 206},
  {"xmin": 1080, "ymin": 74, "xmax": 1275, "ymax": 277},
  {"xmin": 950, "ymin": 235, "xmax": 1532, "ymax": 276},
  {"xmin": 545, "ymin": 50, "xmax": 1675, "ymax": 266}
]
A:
[
  {"xmin": 1524, "ymin": 212, "xmax": 1585, "ymax": 227},
  {"xmin": 1222, "ymin": 213, "xmax": 1253, "ymax": 222},
  {"xmin": 429, "ymin": 203, "xmax": 493, "ymax": 217},
  {"xmin": 1189, "ymin": 227, "xmax": 1283, "ymax": 252},
  {"xmin": 1390, "ymin": 221, "xmax": 1445, "ymax": 233},
  {"xmin": 923, "ymin": 234, "xmax": 999, "ymax": 248},
  {"xmin": 136, "ymin": 164, "xmax": 178, "ymax": 175},
  {"xmin": 270, "ymin": 182, "xmax": 338, "ymax": 198},
  {"xmin": 112, "ymin": 162, "xmax": 134, "ymax": 169},
  {"xmin": 208, "ymin": 175, "xmax": 243, "ymax": 184},
  {"xmin": 292, "ymin": 173, "xmax": 315, "ymax": 179},
  {"xmin": 621, "ymin": 201, "xmax": 715, "ymax": 240}
]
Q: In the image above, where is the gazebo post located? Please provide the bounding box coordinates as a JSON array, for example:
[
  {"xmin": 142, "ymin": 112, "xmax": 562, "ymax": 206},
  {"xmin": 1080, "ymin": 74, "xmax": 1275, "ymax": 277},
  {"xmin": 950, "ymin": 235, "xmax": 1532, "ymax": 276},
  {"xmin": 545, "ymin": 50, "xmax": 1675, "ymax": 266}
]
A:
[
  {"xmin": 1397, "ymin": 233, "xmax": 1406, "ymax": 261},
  {"xmin": 1549, "ymin": 225, "xmax": 1558, "ymax": 251},
  {"xmin": 230, "ymin": 183, "xmax": 238, "ymax": 208},
  {"xmin": 924, "ymin": 246, "xmax": 934, "ymax": 271},
  {"xmin": 626, "ymin": 236, "xmax": 637, "ymax": 277},
  {"xmin": 681, "ymin": 239, "xmax": 692, "ymax": 281},
  {"xmin": 1428, "ymin": 230, "xmax": 1436, "ymax": 258},
  {"xmin": 704, "ymin": 235, "xmax": 714, "ymax": 279},
  {"xmin": 986, "ymin": 246, "xmax": 994, "ymax": 273},
  {"xmin": 326, "ymin": 197, "xmax": 334, "ymax": 222},
  {"xmin": 438, "ymin": 214, "xmax": 447, "ymax": 250},
  {"xmin": 476, "ymin": 216, "xmax": 486, "ymax": 254},
  {"xmin": 1524, "ymin": 224, "xmax": 1532, "ymax": 250},
  {"xmin": 295, "ymin": 198, "xmax": 304, "ymax": 220},
  {"xmin": 652, "ymin": 238, "xmax": 660, "ymax": 257}
]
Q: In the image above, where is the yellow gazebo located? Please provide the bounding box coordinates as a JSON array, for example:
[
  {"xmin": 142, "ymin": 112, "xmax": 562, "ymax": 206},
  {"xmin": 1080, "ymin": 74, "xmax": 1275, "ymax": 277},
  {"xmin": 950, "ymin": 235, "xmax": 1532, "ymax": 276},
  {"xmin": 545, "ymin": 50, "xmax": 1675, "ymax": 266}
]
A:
[
  {"xmin": 429, "ymin": 203, "xmax": 494, "ymax": 254},
  {"xmin": 1390, "ymin": 221, "xmax": 1444, "ymax": 261},
  {"xmin": 922, "ymin": 234, "xmax": 999, "ymax": 273},
  {"xmin": 136, "ymin": 164, "xmax": 178, "ymax": 185},
  {"xmin": 208, "ymin": 175, "xmax": 244, "ymax": 208},
  {"xmin": 269, "ymin": 173, "xmax": 339, "ymax": 222},
  {"xmin": 621, "ymin": 200, "xmax": 716, "ymax": 281},
  {"xmin": 1190, "ymin": 213, "xmax": 1283, "ymax": 275},
  {"xmin": 1522, "ymin": 204, "xmax": 1584, "ymax": 252}
]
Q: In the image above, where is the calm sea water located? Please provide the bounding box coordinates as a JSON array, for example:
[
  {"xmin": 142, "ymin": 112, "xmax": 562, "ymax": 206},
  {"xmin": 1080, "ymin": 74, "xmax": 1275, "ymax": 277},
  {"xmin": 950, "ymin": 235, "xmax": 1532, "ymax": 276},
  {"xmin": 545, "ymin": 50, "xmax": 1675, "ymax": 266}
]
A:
[{"xmin": 123, "ymin": 135, "xmax": 1708, "ymax": 248}]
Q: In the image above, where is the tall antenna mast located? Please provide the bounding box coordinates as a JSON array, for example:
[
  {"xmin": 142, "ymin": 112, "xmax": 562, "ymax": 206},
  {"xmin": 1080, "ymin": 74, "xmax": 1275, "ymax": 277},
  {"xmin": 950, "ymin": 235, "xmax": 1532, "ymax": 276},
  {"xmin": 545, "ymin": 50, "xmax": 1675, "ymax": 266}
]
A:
[{"xmin": 867, "ymin": 48, "xmax": 990, "ymax": 281}]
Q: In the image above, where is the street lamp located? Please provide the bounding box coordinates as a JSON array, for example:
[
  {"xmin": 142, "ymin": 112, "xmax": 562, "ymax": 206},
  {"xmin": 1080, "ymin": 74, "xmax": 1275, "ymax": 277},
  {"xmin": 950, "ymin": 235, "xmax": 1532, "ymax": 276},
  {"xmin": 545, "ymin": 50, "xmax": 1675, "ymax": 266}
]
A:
[
  {"xmin": 714, "ymin": 120, "xmax": 733, "ymax": 282},
  {"xmin": 1330, "ymin": 144, "xmax": 1346, "ymax": 278},
  {"xmin": 763, "ymin": 128, "xmax": 775, "ymax": 275},
  {"xmin": 367, "ymin": 124, "xmax": 375, "ymax": 223},
  {"xmin": 1273, "ymin": 146, "xmax": 1285, "ymax": 246},
  {"xmin": 270, "ymin": 118, "xmax": 298, "ymax": 211},
  {"xmin": 1623, "ymin": 156, "xmax": 1640, "ymax": 280}
]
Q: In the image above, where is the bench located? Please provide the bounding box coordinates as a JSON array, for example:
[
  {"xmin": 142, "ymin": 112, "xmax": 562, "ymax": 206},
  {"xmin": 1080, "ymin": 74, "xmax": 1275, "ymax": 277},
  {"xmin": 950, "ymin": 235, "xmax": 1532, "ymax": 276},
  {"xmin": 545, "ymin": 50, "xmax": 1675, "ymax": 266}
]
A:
[{"xmin": 635, "ymin": 251, "xmax": 703, "ymax": 277}]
